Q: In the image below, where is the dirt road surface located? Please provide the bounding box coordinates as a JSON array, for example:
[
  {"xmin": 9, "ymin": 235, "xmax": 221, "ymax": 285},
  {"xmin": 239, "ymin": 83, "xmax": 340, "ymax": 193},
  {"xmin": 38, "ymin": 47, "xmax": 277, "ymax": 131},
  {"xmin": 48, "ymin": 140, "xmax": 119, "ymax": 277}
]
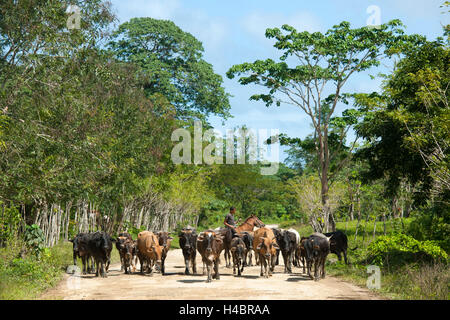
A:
[{"xmin": 41, "ymin": 248, "xmax": 381, "ymax": 300}]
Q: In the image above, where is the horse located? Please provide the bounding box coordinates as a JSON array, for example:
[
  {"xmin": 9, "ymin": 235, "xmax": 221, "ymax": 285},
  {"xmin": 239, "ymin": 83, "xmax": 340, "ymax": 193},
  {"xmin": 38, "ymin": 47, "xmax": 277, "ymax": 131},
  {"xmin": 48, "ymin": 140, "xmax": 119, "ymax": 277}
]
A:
[{"xmin": 219, "ymin": 214, "xmax": 265, "ymax": 268}]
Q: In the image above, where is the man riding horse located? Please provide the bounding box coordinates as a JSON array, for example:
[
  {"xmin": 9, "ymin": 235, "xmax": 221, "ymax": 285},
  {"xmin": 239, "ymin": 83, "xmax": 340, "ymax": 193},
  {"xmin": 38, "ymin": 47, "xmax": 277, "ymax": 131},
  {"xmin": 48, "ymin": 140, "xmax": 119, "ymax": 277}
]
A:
[
  {"xmin": 220, "ymin": 207, "xmax": 265, "ymax": 268},
  {"xmin": 224, "ymin": 207, "xmax": 239, "ymax": 235}
]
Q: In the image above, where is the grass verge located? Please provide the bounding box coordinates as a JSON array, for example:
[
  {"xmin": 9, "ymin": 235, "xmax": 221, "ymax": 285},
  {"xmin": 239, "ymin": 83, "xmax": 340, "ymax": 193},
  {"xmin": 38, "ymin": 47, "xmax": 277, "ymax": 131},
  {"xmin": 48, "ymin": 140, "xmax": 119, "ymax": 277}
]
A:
[
  {"xmin": 0, "ymin": 239, "xmax": 120, "ymax": 300},
  {"xmin": 290, "ymin": 218, "xmax": 449, "ymax": 300}
]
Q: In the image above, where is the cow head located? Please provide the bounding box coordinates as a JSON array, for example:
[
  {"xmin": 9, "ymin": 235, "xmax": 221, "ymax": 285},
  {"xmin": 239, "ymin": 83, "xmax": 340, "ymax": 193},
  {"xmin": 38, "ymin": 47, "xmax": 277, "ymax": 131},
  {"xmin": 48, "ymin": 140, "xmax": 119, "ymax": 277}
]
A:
[
  {"xmin": 281, "ymin": 230, "xmax": 293, "ymax": 253},
  {"xmin": 198, "ymin": 231, "xmax": 223, "ymax": 260},
  {"xmin": 148, "ymin": 241, "xmax": 163, "ymax": 265},
  {"xmin": 256, "ymin": 237, "xmax": 279, "ymax": 259},
  {"xmin": 157, "ymin": 231, "xmax": 173, "ymax": 251},
  {"xmin": 231, "ymin": 237, "xmax": 246, "ymax": 260},
  {"xmin": 179, "ymin": 228, "xmax": 197, "ymax": 250}
]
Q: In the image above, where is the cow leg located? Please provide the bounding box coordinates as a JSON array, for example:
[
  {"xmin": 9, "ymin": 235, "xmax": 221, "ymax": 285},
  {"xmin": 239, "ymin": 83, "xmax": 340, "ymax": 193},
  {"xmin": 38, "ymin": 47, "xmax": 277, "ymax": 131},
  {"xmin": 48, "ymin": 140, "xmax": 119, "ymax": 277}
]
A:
[
  {"xmin": 131, "ymin": 255, "xmax": 136, "ymax": 273},
  {"xmin": 95, "ymin": 259, "xmax": 100, "ymax": 277},
  {"xmin": 139, "ymin": 255, "xmax": 144, "ymax": 274},
  {"xmin": 101, "ymin": 261, "xmax": 107, "ymax": 278},
  {"xmin": 120, "ymin": 255, "xmax": 124, "ymax": 272},
  {"xmin": 202, "ymin": 262, "xmax": 206, "ymax": 275},
  {"xmin": 264, "ymin": 257, "xmax": 269, "ymax": 278},
  {"xmin": 302, "ymin": 257, "xmax": 306, "ymax": 274},
  {"xmin": 214, "ymin": 260, "xmax": 220, "ymax": 280},
  {"xmin": 232, "ymin": 255, "xmax": 236, "ymax": 275},
  {"xmin": 237, "ymin": 259, "xmax": 241, "ymax": 276},
  {"xmin": 124, "ymin": 257, "xmax": 129, "ymax": 274},
  {"xmin": 248, "ymin": 250, "xmax": 253, "ymax": 266},
  {"xmin": 282, "ymin": 252, "xmax": 288, "ymax": 273},
  {"xmin": 148, "ymin": 259, "xmax": 154, "ymax": 276},
  {"xmin": 293, "ymin": 250, "xmax": 297, "ymax": 267},
  {"xmin": 314, "ymin": 258, "xmax": 319, "ymax": 281},
  {"xmin": 343, "ymin": 250, "xmax": 348, "ymax": 265},
  {"xmin": 162, "ymin": 256, "xmax": 166, "ymax": 275},
  {"xmin": 226, "ymin": 249, "xmax": 232, "ymax": 268},
  {"xmin": 288, "ymin": 251, "xmax": 293, "ymax": 273},
  {"xmin": 321, "ymin": 256, "xmax": 326, "ymax": 279},
  {"xmin": 80, "ymin": 256, "xmax": 86, "ymax": 275},
  {"xmin": 259, "ymin": 254, "xmax": 264, "ymax": 277},
  {"xmin": 307, "ymin": 258, "xmax": 313, "ymax": 279},
  {"xmin": 270, "ymin": 254, "xmax": 276, "ymax": 273},
  {"xmin": 192, "ymin": 254, "xmax": 197, "ymax": 274},
  {"xmin": 206, "ymin": 263, "xmax": 212, "ymax": 283},
  {"xmin": 184, "ymin": 255, "xmax": 190, "ymax": 275},
  {"xmin": 243, "ymin": 251, "xmax": 248, "ymax": 267}
]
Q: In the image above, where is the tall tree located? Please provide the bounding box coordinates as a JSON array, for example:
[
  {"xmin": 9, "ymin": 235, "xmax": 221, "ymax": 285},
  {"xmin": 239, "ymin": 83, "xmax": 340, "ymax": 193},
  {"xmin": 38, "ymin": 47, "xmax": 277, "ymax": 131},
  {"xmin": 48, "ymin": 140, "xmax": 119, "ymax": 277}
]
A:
[
  {"xmin": 355, "ymin": 39, "xmax": 449, "ymax": 205},
  {"xmin": 108, "ymin": 17, "xmax": 231, "ymax": 121},
  {"xmin": 227, "ymin": 20, "xmax": 421, "ymax": 232}
]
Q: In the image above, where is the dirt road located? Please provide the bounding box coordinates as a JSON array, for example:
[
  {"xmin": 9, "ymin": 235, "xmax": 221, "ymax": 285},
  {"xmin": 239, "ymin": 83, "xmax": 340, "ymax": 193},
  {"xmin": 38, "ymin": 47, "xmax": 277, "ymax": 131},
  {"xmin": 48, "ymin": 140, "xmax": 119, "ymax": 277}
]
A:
[{"xmin": 41, "ymin": 248, "xmax": 381, "ymax": 300}]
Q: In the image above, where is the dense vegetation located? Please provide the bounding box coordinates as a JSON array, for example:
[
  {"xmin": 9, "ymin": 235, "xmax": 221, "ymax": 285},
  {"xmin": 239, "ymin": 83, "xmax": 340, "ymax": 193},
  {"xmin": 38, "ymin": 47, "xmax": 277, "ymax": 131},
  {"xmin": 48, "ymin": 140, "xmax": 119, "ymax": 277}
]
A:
[{"xmin": 0, "ymin": 0, "xmax": 448, "ymax": 300}]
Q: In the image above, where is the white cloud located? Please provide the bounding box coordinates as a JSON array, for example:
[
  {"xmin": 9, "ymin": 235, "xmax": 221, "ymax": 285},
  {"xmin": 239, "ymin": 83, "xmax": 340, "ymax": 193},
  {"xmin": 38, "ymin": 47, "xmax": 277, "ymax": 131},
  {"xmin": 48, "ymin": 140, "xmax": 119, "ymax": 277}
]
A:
[
  {"xmin": 112, "ymin": 0, "xmax": 180, "ymax": 22},
  {"xmin": 174, "ymin": 11, "xmax": 228, "ymax": 53},
  {"xmin": 111, "ymin": 0, "xmax": 228, "ymax": 54},
  {"xmin": 242, "ymin": 11, "xmax": 323, "ymax": 42}
]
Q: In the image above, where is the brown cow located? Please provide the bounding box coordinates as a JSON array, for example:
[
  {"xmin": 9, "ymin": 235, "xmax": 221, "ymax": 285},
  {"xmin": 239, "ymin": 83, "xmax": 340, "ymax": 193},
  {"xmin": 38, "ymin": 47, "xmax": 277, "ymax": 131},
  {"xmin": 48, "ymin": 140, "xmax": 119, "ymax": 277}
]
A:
[
  {"xmin": 156, "ymin": 231, "xmax": 173, "ymax": 275},
  {"xmin": 136, "ymin": 231, "xmax": 163, "ymax": 276},
  {"xmin": 253, "ymin": 227, "xmax": 279, "ymax": 278},
  {"xmin": 196, "ymin": 230, "xmax": 224, "ymax": 283}
]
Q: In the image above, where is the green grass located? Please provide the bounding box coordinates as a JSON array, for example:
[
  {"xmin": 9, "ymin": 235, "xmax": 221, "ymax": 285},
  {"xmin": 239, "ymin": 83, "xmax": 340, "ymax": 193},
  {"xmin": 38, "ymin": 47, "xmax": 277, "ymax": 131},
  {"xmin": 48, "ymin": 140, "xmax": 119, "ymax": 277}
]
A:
[
  {"xmin": 0, "ymin": 239, "xmax": 121, "ymax": 300},
  {"xmin": 288, "ymin": 217, "xmax": 449, "ymax": 300}
]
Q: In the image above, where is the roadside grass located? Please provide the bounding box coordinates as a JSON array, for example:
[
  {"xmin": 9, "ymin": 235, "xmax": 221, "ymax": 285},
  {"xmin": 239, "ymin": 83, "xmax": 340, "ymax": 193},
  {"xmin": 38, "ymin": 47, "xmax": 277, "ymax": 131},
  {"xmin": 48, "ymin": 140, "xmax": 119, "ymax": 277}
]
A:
[
  {"xmin": 0, "ymin": 238, "xmax": 121, "ymax": 300},
  {"xmin": 289, "ymin": 218, "xmax": 449, "ymax": 300}
]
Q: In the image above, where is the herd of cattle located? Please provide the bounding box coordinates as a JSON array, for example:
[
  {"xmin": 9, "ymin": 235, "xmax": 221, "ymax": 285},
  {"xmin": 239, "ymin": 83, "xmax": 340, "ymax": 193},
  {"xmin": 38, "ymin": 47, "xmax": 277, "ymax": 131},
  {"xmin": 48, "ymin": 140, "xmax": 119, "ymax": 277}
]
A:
[{"xmin": 69, "ymin": 222, "xmax": 352, "ymax": 283}]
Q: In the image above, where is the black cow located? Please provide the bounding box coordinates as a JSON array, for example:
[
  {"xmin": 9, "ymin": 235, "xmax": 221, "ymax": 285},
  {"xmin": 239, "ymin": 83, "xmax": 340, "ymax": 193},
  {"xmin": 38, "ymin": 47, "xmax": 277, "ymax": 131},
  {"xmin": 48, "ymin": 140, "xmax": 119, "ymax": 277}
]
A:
[
  {"xmin": 69, "ymin": 233, "xmax": 95, "ymax": 274},
  {"xmin": 304, "ymin": 232, "xmax": 332, "ymax": 281},
  {"xmin": 240, "ymin": 231, "xmax": 254, "ymax": 267},
  {"xmin": 230, "ymin": 235, "xmax": 246, "ymax": 276},
  {"xmin": 275, "ymin": 229, "xmax": 297, "ymax": 273},
  {"xmin": 78, "ymin": 231, "xmax": 114, "ymax": 278},
  {"xmin": 178, "ymin": 227, "xmax": 198, "ymax": 275},
  {"xmin": 271, "ymin": 228, "xmax": 282, "ymax": 266},
  {"xmin": 324, "ymin": 230, "xmax": 354, "ymax": 264}
]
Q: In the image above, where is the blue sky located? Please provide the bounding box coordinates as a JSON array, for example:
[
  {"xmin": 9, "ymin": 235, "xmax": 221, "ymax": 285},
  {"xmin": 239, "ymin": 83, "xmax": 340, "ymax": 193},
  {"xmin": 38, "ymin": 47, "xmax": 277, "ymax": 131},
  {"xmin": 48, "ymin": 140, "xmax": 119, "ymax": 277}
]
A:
[{"xmin": 110, "ymin": 0, "xmax": 448, "ymax": 162}]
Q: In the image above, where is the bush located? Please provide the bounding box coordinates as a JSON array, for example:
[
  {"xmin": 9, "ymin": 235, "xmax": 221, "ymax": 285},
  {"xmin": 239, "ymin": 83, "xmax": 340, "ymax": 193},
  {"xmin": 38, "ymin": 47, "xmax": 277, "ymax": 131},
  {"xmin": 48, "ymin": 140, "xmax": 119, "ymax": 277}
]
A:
[
  {"xmin": 23, "ymin": 224, "xmax": 45, "ymax": 257},
  {"xmin": 367, "ymin": 233, "xmax": 448, "ymax": 268},
  {"xmin": 0, "ymin": 204, "xmax": 22, "ymax": 246},
  {"xmin": 407, "ymin": 206, "xmax": 450, "ymax": 252}
]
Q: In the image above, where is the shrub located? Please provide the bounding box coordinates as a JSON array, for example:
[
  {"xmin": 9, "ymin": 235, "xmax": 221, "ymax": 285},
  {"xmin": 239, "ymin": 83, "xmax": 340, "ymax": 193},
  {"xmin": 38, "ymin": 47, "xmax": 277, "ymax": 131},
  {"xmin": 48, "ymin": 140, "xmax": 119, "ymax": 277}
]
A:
[
  {"xmin": 23, "ymin": 224, "xmax": 45, "ymax": 258},
  {"xmin": 367, "ymin": 233, "xmax": 448, "ymax": 268},
  {"xmin": 407, "ymin": 206, "xmax": 450, "ymax": 252},
  {"xmin": 0, "ymin": 204, "xmax": 22, "ymax": 246}
]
